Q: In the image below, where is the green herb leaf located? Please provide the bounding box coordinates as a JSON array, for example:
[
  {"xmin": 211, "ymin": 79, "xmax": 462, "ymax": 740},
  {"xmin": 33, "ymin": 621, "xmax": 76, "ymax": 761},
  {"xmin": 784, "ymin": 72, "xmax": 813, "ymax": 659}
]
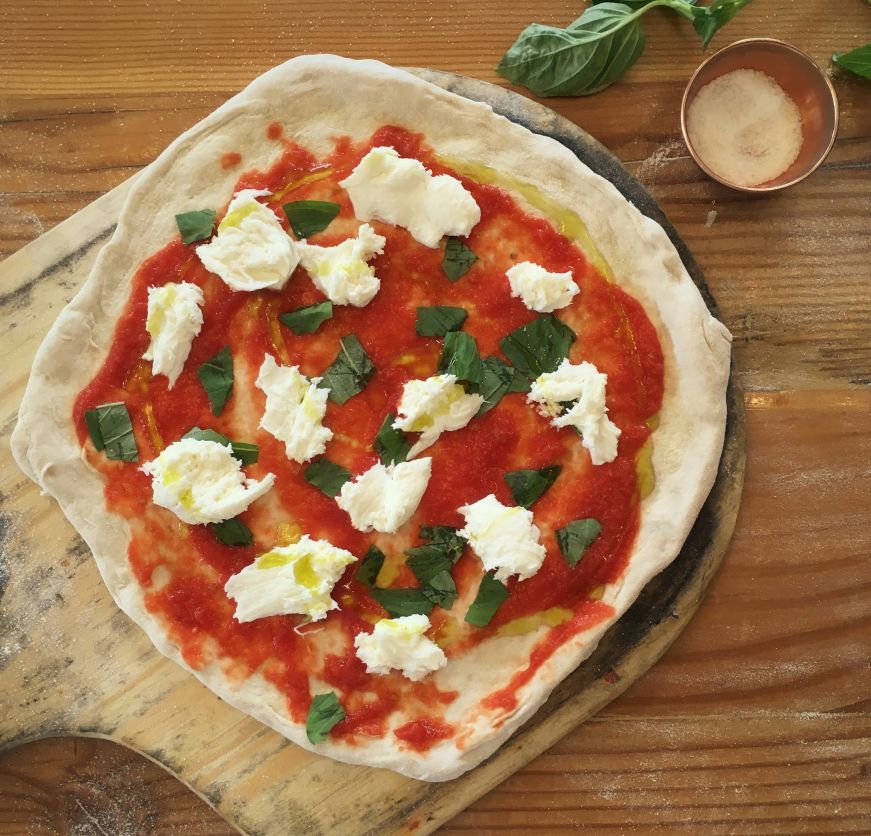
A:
[
  {"xmin": 181, "ymin": 427, "xmax": 259, "ymax": 465},
  {"xmin": 416, "ymin": 305, "xmax": 468, "ymax": 337},
  {"xmin": 374, "ymin": 413, "xmax": 412, "ymax": 465},
  {"xmin": 504, "ymin": 465, "xmax": 562, "ymax": 508},
  {"xmin": 283, "ymin": 200, "xmax": 341, "ymax": 239},
  {"xmin": 556, "ymin": 518, "xmax": 603, "ymax": 567},
  {"xmin": 209, "ymin": 517, "xmax": 253, "ymax": 547},
  {"xmin": 438, "ymin": 330, "xmax": 483, "ymax": 385},
  {"xmin": 356, "ymin": 545, "xmax": 386, "ymax": 588},
  {"xmin": 833, "ymin": 43, "xmax": 871, "ymax": 79},
  {"xmin": 318, "ymin": 335, "xmax": 376, "ymax": 405},
  {"xmin": 279, "ymin": 301, "xmax": 334, "ymax": 335},
  {"xmin": 419, "ymin": 525, "xmax": 467, "ymax": 562},
  {"xmin": 499, "ymin": 314, "xmax": 575, "ymax": 381},
  {"xmin": 406, "ymin": 550, "xmax": 457, "ymax": 609},
  {"xmin": 304, "ymin": 457, "xmax": 351, "ymax": 498},
  {"xmin": 421, "ymin": 570, "xmax": 458, "ymax": 609},
  {"xmin": 442, "ymin": 237, "xmax": 478, "ymax": 281},
  {"xmin": 465, "ymin": 571, "xmax": 509, "ymax": 627},
  {"xmin": 470, "ymin": 356, "xmax": 529, "ymax": 416},
  {"xmin": 306, "ymin": 692, "xmax": 346, "ymax": 743},
  {"xmin": 84, "ymin": 402, "xmax": 138, "ymax": 462},
  {"xmin": 197, "ymin": 346, "xmax": 234, "ymax": 416},
  {"xmin": 370, "ymin": 587, "xmax": 434, "ymax": 618},
  {"xmin": 175, "ymin": 209, "xmax": 216, "ymax": 244},
  {"xmin": 690, "ymin": 0, "xmax": 753, "ymax": 49}
]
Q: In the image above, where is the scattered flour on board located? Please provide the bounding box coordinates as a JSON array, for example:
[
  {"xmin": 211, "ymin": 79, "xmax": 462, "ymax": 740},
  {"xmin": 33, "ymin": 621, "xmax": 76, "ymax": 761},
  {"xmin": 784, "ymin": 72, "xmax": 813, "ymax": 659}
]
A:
[
  {"xmin": 634, "ymin": 139, "xmax": 685, "ymax": 186},
  {"xmin": 705, "ymin": 209, "xmax": 718, "ymax": 228}
]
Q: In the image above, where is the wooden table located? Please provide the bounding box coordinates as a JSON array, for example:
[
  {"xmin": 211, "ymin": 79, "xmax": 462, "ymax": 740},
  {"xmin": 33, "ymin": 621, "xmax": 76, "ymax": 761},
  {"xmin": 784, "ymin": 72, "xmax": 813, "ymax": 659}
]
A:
[{"xmin": 1, "ymin": 1, "xmax": 869, "ymax": 833}]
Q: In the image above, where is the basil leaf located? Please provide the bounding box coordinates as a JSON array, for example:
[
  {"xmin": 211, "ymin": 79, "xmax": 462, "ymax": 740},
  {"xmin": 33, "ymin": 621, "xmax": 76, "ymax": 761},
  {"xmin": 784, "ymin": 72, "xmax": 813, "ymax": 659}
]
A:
[
  {"xmin": 318, "ymin": 335, "xmax": 376, "ymax": 405},
  {"xmin": 419, "ymin": 525, "xmax": 467, "ymax": 562},
  {"xmin": 84, "ymin": 402, "xmax": 138, "ymax": 462},
  {"xmin": 374, "ymin": 413, "xmax": 411, "ymax": 465},
  {"xmin": 471, "ymin": 356, "xmax": 529, "ymax": 416},
  {"xmin": 279, "ymin": 301, "xmax": 333, "ymax": 335},
  {"xmin": 556, "ymin": 518, "xmax": 603, "ymax": 567},
  {"xmin": 407, "ymin": 553, "xmax": 457, "ymax": 610},
  {"xmin": 421, "ymin": 570, "xmax": 457, "ymax": 609},
  {"xmin": 197, "ymin": 346, "xmax": 234, "ymax": 416},
  {"xmin": 306, "ymin": 692, "xmax": 345, "ymax": 744},
  {"xmin": 833, "ymin": 43, "xmax": 871, "ymax": 79},
  {"xmin": 356, "ymin": 545, "xmax": 385, "ymax": 588},
  {"xmin": 465, "ymin": 571, "xmax": 509, "ymax": 627},
  {"xmin": 416, "ymin": 306, "xmax": 468, "ymax": 337},
  {"xmin": 182, "ymin": 427, "xmax": 259, "ymax": 465},
  {"xmin": 504, "ymin": 465, "xmax": 561, "ymax": 508},
  {"xmin": 304, "ymin": 457, "xmax": 351, "ymax": 498},
  {"xmin": 175, "ymin": 209, "xmax": 216, "ymax": 244},
  {"xmin": 283, "ymin": 200, "xmax": 341, "ymax": 239},
  {"xmin": 370, "ymin": 587, "xmax": 434, "ymax": 618},
  {"xmin": 209, "ymin": 517, "xmax": 253, "ymax": 547},
  {"xmin": 442, "ymin": 237, "xmax": 478, "ymax": 281},
  {"xmin": 438, "ymin": 330, "xmax": 483, "ymax": 385},
  {"xmin": 690, "ymin": 0, "xmax": 754, "ymax": 49},
  {"xmin": 499, "ymin": 314, "xmax": 575, "ymax": 381}
]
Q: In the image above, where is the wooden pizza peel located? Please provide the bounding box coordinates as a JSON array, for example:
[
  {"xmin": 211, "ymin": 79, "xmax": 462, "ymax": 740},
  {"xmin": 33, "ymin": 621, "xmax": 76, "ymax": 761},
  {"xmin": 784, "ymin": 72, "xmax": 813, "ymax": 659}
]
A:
[{"xmin": 0, "ymin": 70, "xmax": 745, "ymax": 835}]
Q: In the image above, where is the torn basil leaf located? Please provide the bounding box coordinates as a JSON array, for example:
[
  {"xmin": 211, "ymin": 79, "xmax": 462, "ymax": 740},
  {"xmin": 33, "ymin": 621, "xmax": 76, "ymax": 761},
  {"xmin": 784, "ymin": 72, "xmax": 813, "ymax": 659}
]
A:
[
  {"xmin": 304, "ymin": 457, "xmax": 351, "ymax": 498},
  {"xmin": 374, "ymin": 413, "xmax": 411, "ymax": 465},
  {"xmin": 438, "ymin": 330, "xmax": 483, "ymax": 385},
  {"xmin": 370, "ymin": 586, "xmax": 434, "ymax": 618},
  {"xmin": 283, "ymin": 200, "xmax": 341, "ymax": 239},
  {"xmin": 197, "ymin": 346, "xmax": 234, "ymax": 416},
  {"xmin": 418, "ymin": 525, "xmax": 467, "ymax": 562},
  {"xmin": 84, "ymin": 402, "xmax": 138, "ymax": 462},
  {"xmin": 442, "ymin": 237, "xmax": 478, "ymax": 281},
  {"xmin": 318, "ymin": 335, "xmax": 376, "ymax": 405},
  {"xmin": 471, "ymin": 356, "xmax": 529, "ymax": 416},
  {"xmin": 499, "ymin": 314, "xmax": 575, "ymax": 381},
  {"xmin": 355, "ymin": 545, "xmax": 386, "ymax": 588},
  {"xmin": 465, "ymin": 571, "xmax": 509, "ymax": 627},
  {"xmin": 416, "ymin": 305, "xmax": 468, "ymax": 337},
  {"xmin": 181, "ymin": 427, "xmax": 258, "ymax": 465},
  {"xmin": 210, "ymin": 517, "xmax": 253, "ymax": 547},
  {"xmin": 306, "ymin": 692, "xmax": 345, "ymax": 744},
  {"xmin": 406, "ymin": 550, "xmax": 457, "ymax": 610},
  {"xmin": 279, "ymin": 300, "xmax": 333, "ymax": 335},
  {"xmin": 556, "ymin": 518, "xmax": 602, "ymax": 567},
  {"xmin": 504, "ymin": 465, "xmax": 561, "ymax": 508},
  {"xmin": 175, "ymin": 209, "xmax": 216, "ymax": 244}
]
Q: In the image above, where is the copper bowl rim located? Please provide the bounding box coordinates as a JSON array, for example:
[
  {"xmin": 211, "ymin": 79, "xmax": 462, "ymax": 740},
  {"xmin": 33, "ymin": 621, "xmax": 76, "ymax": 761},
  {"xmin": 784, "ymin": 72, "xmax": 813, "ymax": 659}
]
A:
[{"xmin": 680, "ymin": 37, "xmax": 840, "ymax": 193}]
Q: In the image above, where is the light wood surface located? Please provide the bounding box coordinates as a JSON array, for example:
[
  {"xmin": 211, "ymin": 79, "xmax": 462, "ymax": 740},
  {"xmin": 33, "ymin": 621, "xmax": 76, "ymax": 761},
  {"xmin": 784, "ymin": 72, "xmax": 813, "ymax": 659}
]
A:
[{"xmin": 1, "ymin": 1, "xmax": 870, "ymax": 833}]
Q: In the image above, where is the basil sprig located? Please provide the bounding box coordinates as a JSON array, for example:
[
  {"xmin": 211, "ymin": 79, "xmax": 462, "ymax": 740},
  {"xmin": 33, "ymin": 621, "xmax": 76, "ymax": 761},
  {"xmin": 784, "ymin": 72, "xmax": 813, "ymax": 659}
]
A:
[
  {"xmin": 318, "ymin": 335, "xmax": 376, "ymax": 405},
  {"xmin": 355, "ymin": 545, "xmax": 386, "ymax": 588},
  {"xmin": 210, "ymin": 517, "xmax": 253, "ymax": 547},
  {"xmin": 471, "ymin": 356, "xmax": 530, "ymax": 416},
  {"xmin": 182, "ymin": 427, "xmax": 258, "ymax": 465},
  {"xmin": 465, "ymin": 571, "xmax": 509, "ymax": 627},
  {"xmin": 556, "ymin": 518, "xmax": 603, "ymax": 567},
  {"xmin": 496, "ymin": 0, "xmax": 752, "ymax": 98},
  {"xmin": 833, "ymin": 43, "xmax": 871, "ymax": 79},
  {"xmin": 283, "ymin": 200, "xmax": 341, "ymax": 239},
  {"xmin": 175, "ymin": 209, "xmax": 216, "ymax": 244},
  {"xmin": 280, "ymin": 301, "xmax": 334, "ymax": 335},
  {"xmin": 442, "ymin": 237, "xmax": 478, "ymax": 281},
  {"xmin": 370, "ymin": 587, "xmax": 434, "ymax": 618},
  {"xmin": 504, "ymin": 465, "xmax": 561, "ymax": 508},
  {"xmin": 416, "ymin": 306, "xmax": 468, "ymax": 337},
  {"xmin": 84, "ymin": 402, "xmax": 138, "ymax": 462},
  {"xmin": 438, "ymin": 330, "xmax": 483, "ymax": 385},
  {"xmin": 374, "ymin": 413, "xmax": 412, "ymax": 465},
  {"xmin": 197, "ymin": 346, "xmax": 234, "ymax": 416},
  {"xmin": 306, "ymin": 692, "xmax": 346, "ymax": 743},
  {"xmin": 499, "ymin": 314, "xmax": 575, "ymax": 381},
  {"xmin": 304, "ymin": 457, "xmax": 351, "ymax": 498}
]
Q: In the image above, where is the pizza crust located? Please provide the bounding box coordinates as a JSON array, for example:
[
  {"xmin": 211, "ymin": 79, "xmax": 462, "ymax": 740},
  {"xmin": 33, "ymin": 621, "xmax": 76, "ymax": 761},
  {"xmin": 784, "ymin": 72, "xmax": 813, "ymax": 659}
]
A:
[{"xmin": 12, "ymin": 55, "xmax": 731, "ymax": 781}]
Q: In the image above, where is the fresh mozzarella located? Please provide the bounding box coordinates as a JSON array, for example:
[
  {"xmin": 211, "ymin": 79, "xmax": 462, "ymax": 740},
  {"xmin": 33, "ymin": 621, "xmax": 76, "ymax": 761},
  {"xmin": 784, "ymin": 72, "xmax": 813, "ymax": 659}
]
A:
[
  {"xmin": 142, "ymin": 282, "xmax": 204, "ymax": 388},
  {"xmin": 224, "ymin": 535, "xmax": 356, "ymax": 623},
  {"xmin": 505, "ymin": 261, "xmax": 579, "ymax": 313},
  {"xmin": 527, "ymin": 359, "xmax": 621, "ymax": 465},
  {"xmin": 141, "ymin": 437, "xmax": 275, "ymax": 525},
  {"xmin": 255, "ymin": 354, "xmax": 332, "ymax": 463},
  {"xmin": 458, "ymin": 494, "xmax": 546, "ymax": 583},
  {"xmin": 296, "ymin": 223, "xmax": 386, "ymax": 306},
  {"xmin": 197, "ymin": 189, "xmax": 300, "ymax": 291},
  {"xmin": 354, "ymin": 615, "xmax": 447, "ymax": 681},
  {"xmin": 339, "ymin": 146, "xmax": 480, "ymax": 248},
  {"xmin": 393, "ymin": 374, "xmax": 484, "ymax": 458},
  {"xmin": 336, "ymin": 458, "xmax": 432, "ymax": 534}
]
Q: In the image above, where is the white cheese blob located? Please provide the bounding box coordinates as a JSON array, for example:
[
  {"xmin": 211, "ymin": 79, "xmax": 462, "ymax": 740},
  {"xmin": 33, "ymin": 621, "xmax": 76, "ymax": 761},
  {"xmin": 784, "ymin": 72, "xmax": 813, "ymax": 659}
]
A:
[
  {"xmin": 505, "ymin": 261, "xmax": 579, "ymax": 313},
  {"xmin": 527, "ymin": 359, "xmax": 621, "ymax": 466},
  {"xmin": 142, "ymin": 282, "xmax": 204, "ymax": 388},
  {"xmin": 224, "ymin": 535, "xmax": 356, "ymax": 623},
  {"xmin": 354, "ymin": 615, "xmax": 447, "ymax": 681},
  {"xmin": 393, "ymin": 374, "xmax": 484, "ymax": 458},
  {"xmin": 196, "ymin": 189, "xmax": 300, "ymax": 291},
  {"xmin": 339, "ymin": 147, "xmax": 480, "ymax": 248},
  {"xmin": 336, "ymin": 458, "xmax": 432, "ymax": 534},
  {"xmin": 255, "ymin": 354, "xmax": 332, "ymax": 463},
  {"xmin": 458, "ymin": 494, "xmax": 546, "ymax": 583},
  {"xmin": 141, "ymin": 437, "xmax": 275, "ymax": 525},
  {"xmin": 296, "ymin": 223, "xmax": 386, "ymax": 307}
]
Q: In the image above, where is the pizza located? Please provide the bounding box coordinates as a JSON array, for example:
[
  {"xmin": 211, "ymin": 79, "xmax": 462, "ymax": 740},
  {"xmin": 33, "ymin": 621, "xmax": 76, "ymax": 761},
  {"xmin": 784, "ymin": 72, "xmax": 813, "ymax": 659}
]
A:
[{"xmin": 11, "ymin": 55, "xmax": 731, "ymax": 781}]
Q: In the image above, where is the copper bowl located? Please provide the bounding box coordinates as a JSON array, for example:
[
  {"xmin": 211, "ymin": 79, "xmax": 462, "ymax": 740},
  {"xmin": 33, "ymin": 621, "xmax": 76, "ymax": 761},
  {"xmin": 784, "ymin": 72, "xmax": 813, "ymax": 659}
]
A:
[{"xmin": 680, "ymin": 38, "xmax": 839, "ymax": 193}]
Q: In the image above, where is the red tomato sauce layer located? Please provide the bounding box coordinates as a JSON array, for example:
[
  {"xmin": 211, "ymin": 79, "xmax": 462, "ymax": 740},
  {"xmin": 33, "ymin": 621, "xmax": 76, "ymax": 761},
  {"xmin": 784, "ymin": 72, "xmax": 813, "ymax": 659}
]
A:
[{"xmin": 73, "ymin": 125, "xmax": 664, "ymax": 751}]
